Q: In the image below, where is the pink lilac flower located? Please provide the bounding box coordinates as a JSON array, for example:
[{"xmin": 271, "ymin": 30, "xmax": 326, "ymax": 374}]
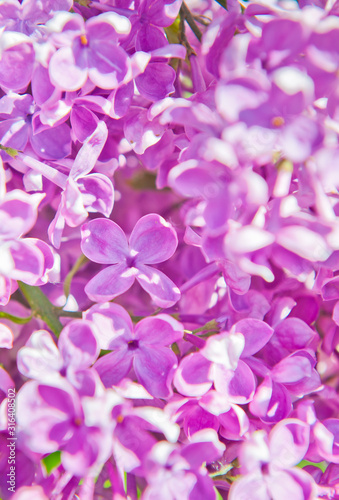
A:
[
  {"xmin": 0, "ymin": 160, "xmax": 54, "ymax": 305},
  {"xmin": 142, "ymin": 429, "xmax": 225, "ymax": 500},
  {"xmin": 229, "ymin": 419, "xmax": 315, "ymax": 500},
  {"xmin": 81, "ymin": 213, "xmax": 181, "ymax": 307},
  {"xmin": 93, "ymin": 307, "xmax": 183, "ymax": 398},
  {"xmin": 17, "ymin": 319, "xmax": 100, "ymax": 395},
  {"xmin": 47, "ymin": 12, "xmax": 135, "ymax": 92}
]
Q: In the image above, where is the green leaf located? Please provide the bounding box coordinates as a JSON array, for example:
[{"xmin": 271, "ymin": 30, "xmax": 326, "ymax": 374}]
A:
[
  {"xmin": 18, "ymin": 282, "xmax": 63, "ymax": 337},
  {"xmin": 103, "ymin": 479, "xmax": 111, "ymax": 489},
  {"xmin": 42, "ymin": 451, "xmax": 61, "ymax": 475}
]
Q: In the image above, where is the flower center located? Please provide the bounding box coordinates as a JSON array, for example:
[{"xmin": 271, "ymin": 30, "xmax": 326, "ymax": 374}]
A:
[
  {"xmin": 80, "ymin": 34, "xmax": 88, "ymax": 46},
  {"xmin": 127, "ymin": 339, "xmax": 139, "ymax": 350},
  {"xmin": 261, "ymin": 463, "xmax": 270, "ymax": 475},
  {"xmin": 271, "ymin": 116, "xmax": 285, "ymax": 127},
  {"xmin": 126, "ymin": 255, "xmax": 137, "ymax": 268}
]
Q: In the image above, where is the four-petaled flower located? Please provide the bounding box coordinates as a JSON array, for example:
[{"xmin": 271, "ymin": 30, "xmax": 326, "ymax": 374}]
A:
[{"xmin": 81, "ymin": 213, "xmax": 181, "ymax": 307}]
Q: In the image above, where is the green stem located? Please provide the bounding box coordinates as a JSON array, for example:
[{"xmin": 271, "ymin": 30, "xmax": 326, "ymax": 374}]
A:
[
  {"xmin": 180, "ymin": 2, "xmax": 202, "ymax": 44},
  {"xmin": 0, "ymin": 311, "xmax": 32, "ymax": 324},
  {"xmin": 18, "ymin": 282, "xmax": 63, "ymax": 337},
  {"xmin": 63, "ymin": 254, "xmax": 89, "ymax": 299},
  {"xmin": 57, "ymin": 310, "xmax": 82, "ymax": 319}
]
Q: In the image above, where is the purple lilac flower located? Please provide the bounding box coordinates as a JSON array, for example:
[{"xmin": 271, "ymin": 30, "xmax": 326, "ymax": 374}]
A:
[
  {"xmin": 93, "ymin": 307, "xmax": 183, "ymax": 397},
  {"xmin": 81, "ymin": 213, "xmax": 181, "ymax": 306},
  {"xmin": 47, "ymin": 12, "xmax": 135, "ymax": 92},
  {"xmin": 229, "ymin": 419, "xmax": 315, "ymax": 500}
]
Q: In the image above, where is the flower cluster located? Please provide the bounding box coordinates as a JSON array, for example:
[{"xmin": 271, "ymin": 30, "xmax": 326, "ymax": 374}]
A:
[{"xmin": 0, "ymin": 0, "xmax": 339, "ymax": 499}]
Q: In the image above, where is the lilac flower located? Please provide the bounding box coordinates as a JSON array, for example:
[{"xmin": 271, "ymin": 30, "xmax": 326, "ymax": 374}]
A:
[
  {"xmin": 249, "ymin": 350, "xmax": 321, "ymax": 423},
  {"xmin": 47, "ymin": 12, "xmax": 135, "ymax": 92},
  {"xmin": 0, "ymin": 160, "xmax": 54, "ymax": 304},
  {"xmin": 229, "ymin": 419, "xmax": 315, "ymax": 500},
  {"xmin": 81, "ymin": 213, "xmax": 181, "ymax": 307},
  {"xmin": 0, "ymin": 93, "xmax": 71, "ymax": 161},
  {"xmin": 16, "ymin": 377, "xmax": 122, "ymax": 476},
  {"xmin": 0, "ymin": 0, "xmax": 72, "ymax": 35},
  {"xmin": 93, "ymin": 310, "xmax": 183, "ymax": 398},
  {"xmin": 174, "ymin": 319, "xmax": 273, "ymax": 400},
  {"xmin": 48, "ymin": 120, "xmax": 114, "ymax": 247},
  {"xmin": 17, "ymin": 319, "xmax": 100, "ymax": 395},
  {"xmin": 142, "ymin": 429, "xmax": 225, "ymax": 500}
]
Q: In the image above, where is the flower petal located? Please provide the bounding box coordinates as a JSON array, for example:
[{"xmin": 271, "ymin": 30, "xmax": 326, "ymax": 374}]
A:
[
  {"xmin": 0, "ymin": 323, "xmax": 13, "ymax": 349},
  {"xmin": 133, "ymin": 346, "xmax": 178, "ymax": 398},
  {"xmin": 130, "ymin": 214, "xmax": 178, "ymax": 265},
  {"xmin": 174, "ymin": 352, "xmax": 212, "ymax": 397},
  {"xmin": 81, "ymin": 218, "xmax": 129, "ymax": 264},
  {"xmin": 49, "ymin": 46, "xmax": 88, "ymax": 92},
  {"xmin": 84, "ymin": 303, "xmax": 133, "ymax": 350},
  {"xmin": 85, "ymin": 263, "xmax": 136, "ymax": 302},
  {"xmin": 136, "ymin": 264, "xmax": 181, "ymax": 308},
  {"xmin": 94, "ymin": 350, "xmax": 132, "ymax": 387},
  {"xmin": 135, "ymin": 314, "xmax": 183, "ymax": 346}
]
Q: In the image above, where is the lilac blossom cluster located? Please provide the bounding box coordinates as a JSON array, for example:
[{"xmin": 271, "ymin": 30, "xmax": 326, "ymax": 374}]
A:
[{"xmin": 1, "ymin": 0, "xmax": 339, "ymax": 498}]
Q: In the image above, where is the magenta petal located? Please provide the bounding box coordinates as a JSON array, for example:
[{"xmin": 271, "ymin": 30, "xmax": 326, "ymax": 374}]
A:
[
  {"xmin": 314, "ymin": 419, "xmax": 339, "ymax": 463},
  {"xmin": 17, "ymin": 330, "xmax": 62, "ymax": 379},
  {"xmin": 9, "ymin": 240, "xmax": 44, "ymax": 285},
  {"xmin": 219, "ymin": 405, "xmax": 250, "ymax": 441},
  {"xmin": 71, "ymin": 105, "xmax": 98, "ymax": 143},
  {"xmin": 81, "ymin": 218, "xmax": 129, "ymax": 264},
  {"xmin": 184, "ymin": 406, "xmax": 219, "ymax": 437},
  {"xmin": 174, "ymin": 352, "xmax": 212, "ymax": 397},
  {"xmin": 0, "ymin": 190, "xmax": 42, "ymax": 238},
  {"xmin": 135, "ymin": 314, "xmax": 183, "ymax": 346},
  {"xmin": 84, "ymin": 303, "xmax": 133, "ymax": 350},
  {"xmin": 94, "ymin": 350, "xmax": 133, "ymax": 387},
  {"xmin": 269, "ymin": 418, "xmax": 310, "ymax": 468},
  {"xmin": 136, "ymin": 263, "xmax": 181, "ymax": 308},
  {"xmin": 0, "ymin": 35, "xmax": 34, "ymax": 92},
  {"xmin": 130, "ymin": 214, "xmax": 178, "ymax": 264},
  {"xmin": 85, "ymin": 262, "xmax": 136, "ymax": 302},
  {"xmin": 133, "ymin": 346, "xmax": 178, "ymax": 398},
  {"xmin": 70, "ymin": 121, "xmax": 108, "ymax": 179},
  {"xmin": 58, "ymin": 320, "xmax": 100, "ymax": 370},
  {"xmin": 88, "ymin": 44, "xmax": 129, "ymax": 90},
  {"xmin": 0, "ymin": 275, "xmax": 11, "ymax": 305},
  {"xmin": 249, "ymin": 376, "xmax": 292, "ymax": 423},
  {"xmin": 233, "ymin": 319, "xmax": 274, "ymax": 358},
  {"xmin": 77, "ymin": 173, "xmax": 114, "ymax": 218},
  {"xmin": 135, "ymin": 62, "xmax": 176, "ymax": 101},
  {"xmin": 61, "ymin": 178, "xmax": 87, "ymax": 227},
  {"xmin": 49, "ymin": 46, "xmax": 88, "ymax": 92},
  {"xmin": 0, "ymin": 323, "xmax": 13, "ymax": 349},
  {"xmin": 229, "ymin": 473, "xmax": 270, "ymax": 500},
  {"xmin": 30, "ymin": 122, "xmax": 72, "ymax": 160},
  {"xmin": 214, "ymin": 360, "xmax": 256, "ymax": 403}
]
